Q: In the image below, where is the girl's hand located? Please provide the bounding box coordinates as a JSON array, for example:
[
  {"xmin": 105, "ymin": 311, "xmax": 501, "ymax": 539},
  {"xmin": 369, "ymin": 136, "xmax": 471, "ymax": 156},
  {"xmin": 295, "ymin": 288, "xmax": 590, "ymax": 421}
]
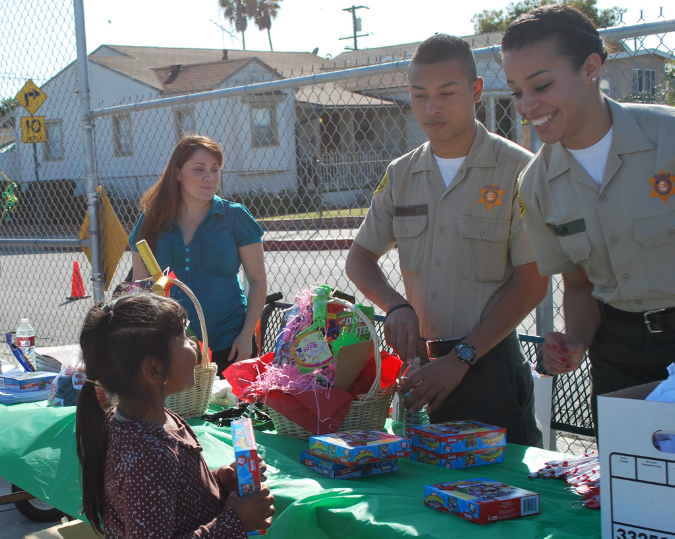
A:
[
  {"xmin": 217, "ymin": 457, "xmax": 268, "ymax": 493},
  {"xmin": 226, "ymin": 485, "xmax": 275, "ymax": 532},
  {"xmin": 227, "ymin": 333, "xmax": 253, "ymax": 363}
]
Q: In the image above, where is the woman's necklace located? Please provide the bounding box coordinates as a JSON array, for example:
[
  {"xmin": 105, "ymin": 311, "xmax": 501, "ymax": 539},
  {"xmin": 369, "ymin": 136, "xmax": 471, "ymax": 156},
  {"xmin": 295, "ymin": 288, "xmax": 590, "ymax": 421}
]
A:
[{"xmin": 179, "ymin": 206, "xmax": 209, "ymax": 231}]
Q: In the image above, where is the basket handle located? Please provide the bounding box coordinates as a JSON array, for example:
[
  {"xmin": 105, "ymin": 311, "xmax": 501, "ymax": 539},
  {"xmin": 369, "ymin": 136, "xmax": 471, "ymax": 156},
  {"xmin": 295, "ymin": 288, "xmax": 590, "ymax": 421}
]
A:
[
  {"xmin": 168, "ymin": 278, "xmax": 209, "ymax": 366},
  {"xmin": 330, "ymin": 298, "xmax": 381, "ymax": 400},
  {"xmin": 135, "ymin": 240, "xmax": 210, "ymax": 366}
]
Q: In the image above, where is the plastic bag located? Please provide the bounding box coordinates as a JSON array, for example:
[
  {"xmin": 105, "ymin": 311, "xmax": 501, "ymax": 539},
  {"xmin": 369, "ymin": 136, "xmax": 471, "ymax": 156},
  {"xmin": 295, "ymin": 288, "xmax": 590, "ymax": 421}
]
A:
[{"xmin": 48, "ymin": 365, "xmax": 86, "ymax": 407}]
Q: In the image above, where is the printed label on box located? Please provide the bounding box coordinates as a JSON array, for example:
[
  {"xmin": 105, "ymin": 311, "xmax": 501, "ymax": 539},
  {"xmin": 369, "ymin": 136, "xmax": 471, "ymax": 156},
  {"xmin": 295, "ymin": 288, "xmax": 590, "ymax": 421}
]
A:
[
  {"xmin": 409, "ymin": 421, "xmax": 506, "ymax": 454},
  {"xmin": 231, "ymin": 418, "xmax": 266, "ymax": 535},
  {"xmin": 409, "ymin": 446, "xmax": 504, "ymax": 469},
  {"xmin": 300, "ymin": 450, "xmax": 398, "ymax": 479},
  {"xmin": 424, "ymin": 478, "xmax": 539, "ymax": 524},
  {"xmin": 309, "ymin": 430, "xmax": 410, "ymax": 465}
]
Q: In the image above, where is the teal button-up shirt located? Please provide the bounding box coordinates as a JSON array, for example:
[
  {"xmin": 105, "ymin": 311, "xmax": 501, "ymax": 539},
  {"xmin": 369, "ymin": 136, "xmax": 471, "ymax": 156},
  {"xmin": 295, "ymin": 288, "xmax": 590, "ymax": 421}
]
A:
[{"xmin": 130, "ymin": 196, "xmax": 264, "ymax": 350}]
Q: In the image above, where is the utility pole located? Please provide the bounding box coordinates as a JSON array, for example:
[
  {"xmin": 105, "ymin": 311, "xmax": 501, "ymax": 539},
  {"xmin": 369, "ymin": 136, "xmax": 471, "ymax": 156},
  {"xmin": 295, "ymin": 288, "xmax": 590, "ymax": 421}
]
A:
[{"xmin": 339, "ymin": 5, "xmax": 370, "ymax": 50}]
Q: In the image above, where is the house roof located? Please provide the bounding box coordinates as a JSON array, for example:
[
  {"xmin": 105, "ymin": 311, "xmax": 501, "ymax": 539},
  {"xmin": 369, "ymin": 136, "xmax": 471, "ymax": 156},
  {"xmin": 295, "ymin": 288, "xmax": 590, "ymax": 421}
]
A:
[
  {"xmin": 329, "ymin": 32, "xmax": 505, "ymax": 68},
  {"xmin": 90, "ymin": 45, "xmax": 325, "ymax": 86},
  {"xmin": 295, "ymin": 81, "xmax": 398, "ymax": 108},
  {"xmin": 152, "ymin": 58, "xmax": 278, "ymax": 94}
]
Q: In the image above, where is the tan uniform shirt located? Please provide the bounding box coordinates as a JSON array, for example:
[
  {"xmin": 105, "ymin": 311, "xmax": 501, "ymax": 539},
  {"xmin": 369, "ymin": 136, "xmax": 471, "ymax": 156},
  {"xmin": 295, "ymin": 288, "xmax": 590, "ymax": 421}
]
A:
[
  {"xmin": 519, "ymin": 99, "xmax": 675, "ymax": 312},
  {"xmin": 356, "ymin": 122, "xmax": 534, "ymax": 339}
]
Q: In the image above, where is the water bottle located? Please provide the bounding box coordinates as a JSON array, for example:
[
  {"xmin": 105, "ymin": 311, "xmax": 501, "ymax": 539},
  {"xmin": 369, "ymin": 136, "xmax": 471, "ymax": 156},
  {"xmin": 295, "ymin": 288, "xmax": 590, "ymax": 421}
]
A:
[
  {"xmin": 401, "ymin": 356, "xmax": 430, "ymax": 437},
  {"xmin": 16, "ymin": 318, "xmax": 36, "ymax": 366}
]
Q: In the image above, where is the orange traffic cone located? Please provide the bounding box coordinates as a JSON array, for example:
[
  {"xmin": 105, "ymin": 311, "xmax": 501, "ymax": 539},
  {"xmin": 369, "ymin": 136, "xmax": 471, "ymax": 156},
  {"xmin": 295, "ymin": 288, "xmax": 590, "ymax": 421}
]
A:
[{"xmin": 67, "ymin": 261, "xmax": 90, "ymax": 301}]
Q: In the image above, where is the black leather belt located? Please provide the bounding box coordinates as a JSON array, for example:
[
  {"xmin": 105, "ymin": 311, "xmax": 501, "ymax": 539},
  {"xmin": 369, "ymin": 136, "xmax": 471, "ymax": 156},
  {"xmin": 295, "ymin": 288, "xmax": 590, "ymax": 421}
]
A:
[
  {"xmin": 603, "ymin": 303, "xmax": 675, "ymax": 334},
  {"xmin": 425, "ymin": 337, "xmax": 464, "ymax": 359}
]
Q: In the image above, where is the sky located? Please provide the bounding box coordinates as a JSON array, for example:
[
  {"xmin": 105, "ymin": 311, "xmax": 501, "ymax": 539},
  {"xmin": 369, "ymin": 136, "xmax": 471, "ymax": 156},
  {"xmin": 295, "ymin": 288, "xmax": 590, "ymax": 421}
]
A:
[{"xmin": 82, "ymin": 0, "xmax": 673, "ymax": 60}]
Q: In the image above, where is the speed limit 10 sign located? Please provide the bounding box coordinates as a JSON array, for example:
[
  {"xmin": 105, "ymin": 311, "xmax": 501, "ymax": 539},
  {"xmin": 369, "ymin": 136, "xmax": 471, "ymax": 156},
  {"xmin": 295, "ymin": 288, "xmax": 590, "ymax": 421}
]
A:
[{"xmin": 21, "ymin": 116, "xmax": 46, "ymax": 143}]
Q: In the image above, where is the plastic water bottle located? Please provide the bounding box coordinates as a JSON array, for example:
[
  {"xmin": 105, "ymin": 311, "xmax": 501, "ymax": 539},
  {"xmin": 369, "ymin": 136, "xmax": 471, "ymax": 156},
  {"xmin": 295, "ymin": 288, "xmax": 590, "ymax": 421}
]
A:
[
  {"xmin": 16, "ymin": 318, "xmax": 36, "ymax": 366},
  {"xmin": 401, "ymin": 356, "xmax": 430, "ymax": 437}
]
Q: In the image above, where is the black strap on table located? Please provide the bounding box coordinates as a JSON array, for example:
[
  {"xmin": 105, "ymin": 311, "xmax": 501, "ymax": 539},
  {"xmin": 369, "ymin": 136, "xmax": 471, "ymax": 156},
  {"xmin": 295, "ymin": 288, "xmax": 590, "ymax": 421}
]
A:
[{"xmin": 602, "ymin": 303, "xmax": 675, "ymax": 333}]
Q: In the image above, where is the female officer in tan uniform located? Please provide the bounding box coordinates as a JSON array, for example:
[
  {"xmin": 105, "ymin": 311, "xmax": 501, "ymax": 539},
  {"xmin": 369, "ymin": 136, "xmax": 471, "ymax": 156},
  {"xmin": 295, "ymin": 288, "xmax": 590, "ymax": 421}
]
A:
[{"xmin": 501, "ymin": 5, "xmax": 675, "ymax": 428}]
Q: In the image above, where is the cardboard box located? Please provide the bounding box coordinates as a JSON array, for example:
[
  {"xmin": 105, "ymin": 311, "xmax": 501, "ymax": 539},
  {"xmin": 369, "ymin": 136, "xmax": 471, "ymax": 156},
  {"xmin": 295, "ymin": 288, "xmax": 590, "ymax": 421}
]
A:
[
  {"xmin": 424, "ymin": 478, "xmax": 540, "ymax": 524},
  {"xmin": 300, "ymin": 450, "xmax": 398, "ymax": 479},
  {"xmin": 231, "ymin": 418, "xmax": 266, "ymax": 535},
  {"xmin": 409, "ymin": 445, "xmax": 505, "ymax": 469},
  {"xmin": 408, "ymin": 421, "xmax": 507, "ymax": 454},
  {"xmin": 598, "ymin": 382, "xmax": 675, "ymax": 539},
  {"xmin": 309, "ymin": 430, "xmax": 410, "ymax": 465},
  {"xmin": 533, "ymin": 374, "xmax": 554, "ymax": 450},
  {"xmin": 0, "ymin": 371, "xmax": 56, "ymax": 392}
]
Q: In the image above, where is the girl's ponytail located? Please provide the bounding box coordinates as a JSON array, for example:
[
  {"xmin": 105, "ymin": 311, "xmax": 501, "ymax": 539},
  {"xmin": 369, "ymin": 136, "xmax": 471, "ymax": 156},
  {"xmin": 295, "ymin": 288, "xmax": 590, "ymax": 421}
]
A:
[{"xmin": 75, "ymin": 379, "xmax": 109, "ymax": 534}]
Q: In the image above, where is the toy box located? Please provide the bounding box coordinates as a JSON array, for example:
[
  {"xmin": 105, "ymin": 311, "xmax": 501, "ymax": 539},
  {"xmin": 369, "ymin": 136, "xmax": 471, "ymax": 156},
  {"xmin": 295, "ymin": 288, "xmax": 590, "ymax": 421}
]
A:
[
  {"xmin": 0, "ymin": 371, "xmax": 56, "ymax": 393},
  {"xmin": 300, "ymin": 450, "xmax": 398, "ymax": 479},
  {"xmin": 325, "ymin": 303, "xmax": 375, "ymax": 343},
  {"xmin": 424, "ymin": 478, "xmax": 540, "ymax": 524},
  {"xmin": 408, "ymin": 421, "xmax": 506, "ymax": 454},
  {"xmin": 231, "ymin": 418, "xmax": 266, "ymax": 535},
  {"xmin": 598, "ymin": 382, "xmax": 675, "ymax": 539},
  {"xmin": 409, "ymin": 445, "xmax": 504, "ymax": 469},
  {"xmin": 309, "ymin": 430, "xmax": 410, "ymax": 465}
]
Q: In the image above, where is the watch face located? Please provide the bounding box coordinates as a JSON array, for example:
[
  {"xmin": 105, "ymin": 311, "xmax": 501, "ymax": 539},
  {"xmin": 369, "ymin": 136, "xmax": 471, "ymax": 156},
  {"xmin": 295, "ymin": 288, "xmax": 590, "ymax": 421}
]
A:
[
  {"xmin": 458, "ymin": 347, "xmax": 473, "ymax": 360},
  {"xmin": 456, "ymin": 343, "xmax": 477, "ymax": 365}
]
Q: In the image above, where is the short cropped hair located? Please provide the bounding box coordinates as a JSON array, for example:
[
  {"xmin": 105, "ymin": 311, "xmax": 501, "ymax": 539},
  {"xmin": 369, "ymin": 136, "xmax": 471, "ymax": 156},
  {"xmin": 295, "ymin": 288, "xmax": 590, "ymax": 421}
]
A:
[
  {"xmin": 501, "ymin": 5, "xmax": 608, "ymax": 70},
  {"xmin": 411, "ymin": 34, "xmax": 478, "ymax": 82}
]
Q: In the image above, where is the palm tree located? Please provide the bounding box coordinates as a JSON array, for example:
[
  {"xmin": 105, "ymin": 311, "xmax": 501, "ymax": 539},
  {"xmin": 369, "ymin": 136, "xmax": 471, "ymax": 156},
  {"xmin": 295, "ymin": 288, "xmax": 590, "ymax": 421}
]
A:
[
  {"xmin": 219, "ymin": 0, "xmax": 251, "ymax": 50},
  {"xmin": 251, "ymin": 0, "xmax": 282, "ymax": 52}
]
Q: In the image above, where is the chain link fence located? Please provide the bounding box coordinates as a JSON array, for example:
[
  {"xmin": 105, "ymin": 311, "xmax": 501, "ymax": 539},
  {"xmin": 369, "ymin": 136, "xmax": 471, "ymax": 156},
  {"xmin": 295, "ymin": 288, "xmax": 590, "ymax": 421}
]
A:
[{"xmin": 1, "ymin": 0, "xmax": 674, "ymax": 454}]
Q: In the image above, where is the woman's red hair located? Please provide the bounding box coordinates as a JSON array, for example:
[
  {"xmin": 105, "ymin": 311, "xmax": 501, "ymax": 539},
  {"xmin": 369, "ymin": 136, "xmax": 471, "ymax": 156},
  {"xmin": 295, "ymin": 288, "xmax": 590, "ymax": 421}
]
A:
[{"xmin": 138, "ymin": 135, "xmax": 223, "ymax": 251}]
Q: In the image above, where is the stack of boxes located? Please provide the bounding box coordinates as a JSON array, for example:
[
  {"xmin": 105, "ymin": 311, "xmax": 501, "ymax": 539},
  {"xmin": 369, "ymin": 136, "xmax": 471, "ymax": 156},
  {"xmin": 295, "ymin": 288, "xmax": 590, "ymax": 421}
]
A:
[
  {"xmin": 407, "ymin": 421, "xmax": 507, "ymax": 469},
  {"xmin": 302, "ymin": 430, "xmax": 411, "ymax": 479}
]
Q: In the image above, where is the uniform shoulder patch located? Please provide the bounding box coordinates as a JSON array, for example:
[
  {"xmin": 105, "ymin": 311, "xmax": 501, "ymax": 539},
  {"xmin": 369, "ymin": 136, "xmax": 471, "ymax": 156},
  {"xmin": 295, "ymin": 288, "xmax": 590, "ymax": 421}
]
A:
[{"xmin": 374, "ymin": 171, "xmax": 388, "ymax": 194}]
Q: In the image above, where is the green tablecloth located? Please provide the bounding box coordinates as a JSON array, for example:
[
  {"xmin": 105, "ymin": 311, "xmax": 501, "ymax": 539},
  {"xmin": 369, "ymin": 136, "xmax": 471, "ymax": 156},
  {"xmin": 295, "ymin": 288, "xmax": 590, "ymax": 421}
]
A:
[{"xmin": 0, "ymin": 402, "xmax": 600, "ymax": 538}]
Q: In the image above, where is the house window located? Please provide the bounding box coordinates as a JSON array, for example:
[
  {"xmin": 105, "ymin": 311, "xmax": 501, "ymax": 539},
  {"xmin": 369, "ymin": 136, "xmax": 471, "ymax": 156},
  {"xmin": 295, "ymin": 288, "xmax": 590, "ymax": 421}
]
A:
[
  {"xmin": 633, "ymin": 69, "xmax": 656, "ymax": 100},
  {"xmin": 113, "ymin": 114, "xmax": 133, "ymax": 156},
  {"xmin": 174, "ymin": 107, "xmax": 195, "ymax": 141},
  {"xmin": 250, "ymin": 105, "xmax": 278, "ymax": 147},
  {"xmin": 43, "ymin": 120, "xmax": 63, "ymax": 160}
]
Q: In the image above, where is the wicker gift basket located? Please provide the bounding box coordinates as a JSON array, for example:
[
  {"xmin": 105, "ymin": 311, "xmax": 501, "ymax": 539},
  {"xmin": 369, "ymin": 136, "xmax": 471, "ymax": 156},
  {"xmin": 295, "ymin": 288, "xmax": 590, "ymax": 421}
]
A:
[
  {"xmin": 266, "ymin": 297, "xmax": 397, "ymax": 440},
  {"xmin": 136, "ymin": 241, "xmax": 217, "ymax": 419}
]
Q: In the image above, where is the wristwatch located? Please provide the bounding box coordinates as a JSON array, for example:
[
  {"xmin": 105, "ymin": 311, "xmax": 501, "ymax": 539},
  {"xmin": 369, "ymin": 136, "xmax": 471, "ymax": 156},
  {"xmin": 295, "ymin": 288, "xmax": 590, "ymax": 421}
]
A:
[{"xmin": 454, "ymin": 342, "xmax": 478, "ymax": 366}]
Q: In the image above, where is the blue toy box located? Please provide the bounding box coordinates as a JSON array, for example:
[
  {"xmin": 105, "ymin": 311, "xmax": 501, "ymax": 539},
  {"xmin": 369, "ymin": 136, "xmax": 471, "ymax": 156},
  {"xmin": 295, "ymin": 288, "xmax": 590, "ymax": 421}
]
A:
[
  {"xmin": 408, "ymin": 421, "xmax": 506, "ymax": 454},
  {"xmin": 231, "ymin": 418, "xmax": 266, "ymax": 535},
  {"xmin": 409, "ymin": 446, "xmax": 505, "ymax": 469},
  {"xmin": 309, "ymin": 430, "xmax": 410, "ymax": 465},
  {"xmin": 300, "ymin": 450, "xmax": 398, "ymax": 479},
  {"xmin": 424, "ymin": 478, "xmax": 540, "ymax": 524}
]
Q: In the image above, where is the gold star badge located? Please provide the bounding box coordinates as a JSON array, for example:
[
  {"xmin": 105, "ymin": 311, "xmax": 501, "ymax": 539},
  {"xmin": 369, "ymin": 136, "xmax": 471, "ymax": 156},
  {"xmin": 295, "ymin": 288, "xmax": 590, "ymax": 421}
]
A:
[
  {"xmin": 479, "ymin": 183, "xmax": 504, "ymax": 210},
  {"xmin": 649, "ymin": 170, "xmax": 674, "ymax": 203}
]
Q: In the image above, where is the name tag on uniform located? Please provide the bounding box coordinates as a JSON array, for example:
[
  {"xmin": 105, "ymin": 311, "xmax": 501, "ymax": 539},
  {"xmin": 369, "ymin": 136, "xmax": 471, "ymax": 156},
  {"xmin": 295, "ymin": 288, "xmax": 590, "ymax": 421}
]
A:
[
  {"xmin": 394, "ymin": 205, "xmax": 428, "ymax": 216},
  {"xmin": 548, "ymin": 218, "xmax": 586, "ymax": 237}
]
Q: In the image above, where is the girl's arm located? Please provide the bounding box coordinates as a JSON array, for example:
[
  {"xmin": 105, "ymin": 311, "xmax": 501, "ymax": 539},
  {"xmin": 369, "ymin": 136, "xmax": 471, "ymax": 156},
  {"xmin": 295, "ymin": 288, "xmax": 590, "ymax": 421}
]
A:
[{"xmin": 227, "ymin": 243, "xmax": 267, "ymax": 362}]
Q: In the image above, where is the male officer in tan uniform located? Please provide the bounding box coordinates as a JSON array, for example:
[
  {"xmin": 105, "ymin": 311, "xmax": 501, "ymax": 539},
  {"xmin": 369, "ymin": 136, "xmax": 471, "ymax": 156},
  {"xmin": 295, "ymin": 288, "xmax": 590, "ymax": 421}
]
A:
[{"xmin": 346, "ymin": 34, "xmax": 549, "ymax": 446}]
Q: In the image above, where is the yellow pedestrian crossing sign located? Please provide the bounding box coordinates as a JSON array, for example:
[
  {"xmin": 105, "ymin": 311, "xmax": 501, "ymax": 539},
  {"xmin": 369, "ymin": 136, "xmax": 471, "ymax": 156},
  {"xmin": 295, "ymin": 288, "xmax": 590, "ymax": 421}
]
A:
[
  {"xmin": 16, "ymin": 79, "xmax": 48, "ymax": 115},
  {"xmin": 21, "ymin": 116, "xmax": 46, "ymax": 143}
]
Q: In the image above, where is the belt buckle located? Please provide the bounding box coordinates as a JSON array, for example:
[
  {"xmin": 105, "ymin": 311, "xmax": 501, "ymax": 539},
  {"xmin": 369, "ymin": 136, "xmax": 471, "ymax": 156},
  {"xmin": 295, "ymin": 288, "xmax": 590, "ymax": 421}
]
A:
[
  {"xmin": 644, "ymin": 309, "xmax": 665, "ymax": 333},
  {"xmin": 425, "ymin": 339, "xmax": 441, "ymax": 360}
]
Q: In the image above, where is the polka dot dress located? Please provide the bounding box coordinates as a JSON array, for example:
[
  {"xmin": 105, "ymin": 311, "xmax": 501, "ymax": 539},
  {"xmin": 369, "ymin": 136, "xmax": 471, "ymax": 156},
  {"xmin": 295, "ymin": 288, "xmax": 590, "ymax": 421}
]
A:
[{"xmin": 103, "ymin": 408, "xmax": 246, "ymax": 538}]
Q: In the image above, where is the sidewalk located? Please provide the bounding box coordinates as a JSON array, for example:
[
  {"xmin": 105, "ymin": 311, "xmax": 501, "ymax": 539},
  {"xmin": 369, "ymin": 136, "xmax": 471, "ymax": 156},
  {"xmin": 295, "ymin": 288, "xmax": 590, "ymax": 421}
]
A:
[{"xmin": 0, "ymin": 478, "xmax": 59, "ymax": 538}]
